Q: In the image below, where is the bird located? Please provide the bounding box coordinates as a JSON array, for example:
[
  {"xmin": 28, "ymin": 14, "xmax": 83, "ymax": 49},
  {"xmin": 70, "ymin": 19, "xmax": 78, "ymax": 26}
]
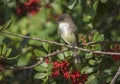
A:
[{"xmin": 57, "ymin": 14, "xmax": 80, "ymax": 63}]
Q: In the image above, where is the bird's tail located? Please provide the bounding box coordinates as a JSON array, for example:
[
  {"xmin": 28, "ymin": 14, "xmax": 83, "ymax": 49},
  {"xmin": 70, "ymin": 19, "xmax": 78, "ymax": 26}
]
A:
[{"xmin": 73, "ymin": 48, "xmax": 81, "ymax": 64}]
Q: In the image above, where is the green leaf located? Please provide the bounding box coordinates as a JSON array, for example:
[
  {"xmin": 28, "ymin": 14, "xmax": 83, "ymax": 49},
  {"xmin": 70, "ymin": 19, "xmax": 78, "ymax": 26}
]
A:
[
  {"xmin": 6, "ymin": 48, "xmax": 12, "ymax": 57},
  {"xmin": 83, "ymin": 14, "xmax": 92, "ymax": 22},
  {"xmin": 100, "ymin": 0, "xmax": 108, "ymax": 3},
  {"xmin": 57, "ymin": 53, "xmax": 65, "ymax": 60},
  {"xmin": 88, "ymin": 23, "xmax": 93, "ymax": 28},
  {"xmin": 57, "ymin": 51, "xmax": 72, "ymax": 60},
  {"xmin": 88, "ymin": 59, "xmax": 98, "ymax": 66},
  {"xmin": 34, "ymin": 73, "xmax": 47, "ymax": 79},
  {"xmin": 34, "ymin": 63, "xmax": 48, "ymax": 72},
  {"xmin": 106, "ymin": 77, "xmax": 112, "ymax": 83},
  {"xmin": 93, "ymin": 44, "xmax": 101, "ymax": 50},
  {"xmin": 43, "ymin": 42, "xmax": 49, "ymax": 52},
  {"xmin": 85, "ymin": 53, "xmax": 93, "ymax": 59},
  {"xmin": 0, "ymin": 20, "xmax": 12, "ymax": 31},
  {"xmin": 48, "ymin": 63, "xmax": 53, "ymax": 75},
  {"xmin": 68, "ymin": 0, "xmax": 77, "ymax": 9},
  {"xmin": 86, "ymin": 74, "xmax": 98, "ymax": 84},
  {"xmin": 93, "ymin": 0, "xmax": 99, "ymax": 12},
  {"xmin": 41, "ymin": 62, "xmax": 48, "ymax": 68},
  {"xmin": 103, "ymin": 69, "xmax": 112, "ymax": 75},
  {"xmin": 2, "ymin": 44, "xmax": 7, "ymax": 55},
  {"xmin": 34, "ymin": 65, "xmax": 48, "ymax": 72},
  {"xmin": 5, "ymin": 55, "xmax": 20, "ymax": 60},
  {"xmin": 64, "ymin": 51, "xmax": 72, "ymax": 57},
  {"xmin": 93, "ymin": 32, "xmax": 99, "ymax": 41},
  {"xmin": 17, "ymin": 53, "xmax": 32, "ymax": 66},
  {"xmin": 0, "ymin": 74, "xmax": 3, "ymax": 80},
  {"xmin": 34, "ymin": 49, "xmax": 46, "ymax": 57},
  {"xmin": 81, "ymin": 66, "xmax": 94, "ymax": 74},
  {"xmin": 98, "ymin": 34, "xmax": 104, "ymax": 41},
  {"xmin": 93, "ymin": 32, "xmax": 104, "ymax": 42}
]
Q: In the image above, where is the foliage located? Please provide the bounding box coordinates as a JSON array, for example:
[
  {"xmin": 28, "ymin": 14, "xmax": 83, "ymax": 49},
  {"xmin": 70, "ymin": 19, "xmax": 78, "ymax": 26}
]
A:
[{"xmin": 0, "ymin": 0, "xmax": 120, "ymax": 84}]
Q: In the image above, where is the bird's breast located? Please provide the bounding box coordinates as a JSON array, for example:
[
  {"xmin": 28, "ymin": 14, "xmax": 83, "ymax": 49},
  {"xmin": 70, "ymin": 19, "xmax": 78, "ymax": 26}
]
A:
[
  {"xmin": 58, "ymin": 23, "xmax": 76, "ymax": 45},
  {"xmin": 58, "ymin": 23, "xmax": 70, "ymax": 35}
]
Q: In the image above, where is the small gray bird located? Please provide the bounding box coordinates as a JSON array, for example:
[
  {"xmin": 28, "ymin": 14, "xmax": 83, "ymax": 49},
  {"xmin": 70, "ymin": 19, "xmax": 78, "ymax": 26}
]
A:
[{"xmin": 57, "ymin": 14, "xmax": 80, "ymax": 63}]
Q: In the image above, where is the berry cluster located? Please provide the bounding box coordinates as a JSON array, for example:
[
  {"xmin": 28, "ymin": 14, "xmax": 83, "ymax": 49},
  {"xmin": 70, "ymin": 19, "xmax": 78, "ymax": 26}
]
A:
[
  {"xmin": 16, "ymin": 0, "xmax": 40, "ymax": 15},
  {"xmin": 51, "ymin": 61, "xmax": 88, "ymax": 84},
  {"xmin": 111, "ymin": 45, "xmax": 120, "ymax": 61}
]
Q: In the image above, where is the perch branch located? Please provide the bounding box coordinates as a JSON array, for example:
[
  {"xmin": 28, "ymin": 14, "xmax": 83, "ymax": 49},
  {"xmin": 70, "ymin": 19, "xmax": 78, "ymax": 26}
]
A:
[
  {"xmin": 83, "ymin": 41, "xmax": 120, "ymax": 46},
  {"xmin": 110, "ymin": 66, "xmax": 120, "ymax": 84},
  {"xmin": 1, "ymin": 31, "xmax": 120, "ymax": 56}
]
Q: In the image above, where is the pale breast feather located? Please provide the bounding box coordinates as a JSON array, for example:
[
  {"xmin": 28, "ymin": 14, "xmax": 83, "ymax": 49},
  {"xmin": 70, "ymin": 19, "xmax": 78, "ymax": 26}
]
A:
[
  {"xmin": 58, "ymin": 22, "xmax": 76, "ymax": 45},
  {"xmin": 58, "ymin": 22, "xmax": 70, "ymax": 35}
]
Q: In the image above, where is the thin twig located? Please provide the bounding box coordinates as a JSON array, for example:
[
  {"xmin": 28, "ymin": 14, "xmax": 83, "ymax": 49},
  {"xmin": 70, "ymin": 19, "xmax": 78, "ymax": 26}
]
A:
[
  {"xmin": 6, "ymin": 58, "xmax": 43, "ymax": 70},
  {"xmin": 1, "ymin": 31, "xmax": 120, "ymax": 55},
  {"xmin": 110, "ymin": 66, "xmax": 120, "ymax": 84},
  {"xmin": 6, "ymin": 49, "xmax": 68, "ymax": 70},
  {"xmin": 83, "ymin": 41, "xmax": 120, "ymax": 46},
  {"xmin": 37, "ymin": 48, "xmax": 68, "ymax": 59}
]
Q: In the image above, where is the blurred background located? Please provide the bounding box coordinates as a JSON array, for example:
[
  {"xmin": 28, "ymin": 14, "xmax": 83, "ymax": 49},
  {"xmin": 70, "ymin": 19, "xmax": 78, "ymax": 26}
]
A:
[{"xmin": 0, "ymin": 0, "xmax": 120, "ymax": 84}]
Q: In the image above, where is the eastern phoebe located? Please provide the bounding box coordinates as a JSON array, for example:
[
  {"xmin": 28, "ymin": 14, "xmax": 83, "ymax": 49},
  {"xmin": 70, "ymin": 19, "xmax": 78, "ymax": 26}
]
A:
[{"xmin": 57, "ymin": 14, "xmax": 80, "ymax": 63}]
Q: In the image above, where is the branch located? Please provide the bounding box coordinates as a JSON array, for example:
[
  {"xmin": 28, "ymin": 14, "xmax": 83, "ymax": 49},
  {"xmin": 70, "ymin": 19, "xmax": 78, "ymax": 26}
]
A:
[
  {"xmin": 6, "ymin": 48, "xmax": 68, "ymax": 70},
  {"xmin": 1, "ymin": 31, "xmax": 65, "ymax": 46},
  {"xmin": 110, "ymin": 66, "xmax": 120, "ymax": 84},
  {"xmin": 83, "ymin": 41, "xmax": 120, "ymax": 46},
  {"xmin": 6, "ymin": 58, "xmax": 43, "ymax": 70},
  {"xmin": 37, "ymin": 48, "xmax": 68, "ymax": 59},
  {"xmin": 1, "ymin": 31, "xmax": 120, "ymax": 55}
]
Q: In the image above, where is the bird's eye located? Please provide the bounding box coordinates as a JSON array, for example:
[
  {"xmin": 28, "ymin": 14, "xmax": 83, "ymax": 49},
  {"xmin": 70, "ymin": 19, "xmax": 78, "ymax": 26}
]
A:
[{"xmin": 60, "ymin": 17, "xmax": 64, "ymax": 21}]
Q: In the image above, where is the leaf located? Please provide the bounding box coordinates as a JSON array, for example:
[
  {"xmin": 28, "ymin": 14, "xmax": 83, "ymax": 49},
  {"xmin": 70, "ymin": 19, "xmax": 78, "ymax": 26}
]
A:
[
  {"xmin": 81, "ymin": 66, "xmax": 94, "ymax": 74},
  {"xmin": 93, "ymin": 32, "xmax": 104, "ymax": 42},
  {"xmin": 0, "ymin": 74, "xmax": 3, "ymax": 80},
  {"xmin": 86, "ymin": 74, "xmax": 99, "ymax": 84},
  {"xmin": 93, "ymin": 0, "xmax": 99, "ymax": 12},
  {"xmin": 106, "ymin": 77, "xmax": 112, "ymax": 83},
  {"xmin": 68, "ymin": 0, "xmax": 77, "ymax": 9},
  {"xmin": 100, "ymin": 0, "xmax": 108, "ymax": 3},
  {"xmin": 17, "ymin": 53, "xmax": 32, "ymax": 66},
  {"xmin": 34, "ymin": 49, "xmax": 46, "ymax": 57},
  {"xmin": 98, "ymin": 34, "xmax": 104, "ymax": 41},
  {"xmin": 34, "ymin": 73, "xmax": 47, "ymax": 79},
  {"xmin": 78, "ymin": 0, "xmax": 81, "ymax": 4},
  {"xmin": 57, "ymin": 53, "xmax": 65, "ymax": 60},
  {"xmin": 34, "ymin": 65, "xmax": 48, "ymax": 72},
  {"xmin": 48, "ymin": 63, "xmax": 53, "ymax": 75},
  {"xmin": 83, "ymin": 14, "xmax": 92, "ymax": 22},
  {"xmin": 64, "ymin": 51, "xmax": 72, "ymax": 57},
  {"xmin": 93, "ymin": 32, "xmax": 99, "ymax": 41},
  {"xmin": 6, "ymin": 48, "xmax": 12, "ymax": 57},
  {"xmin": 43, "ymin": 42, "xmax": 49, "ymax": 52},
  {"xmin": 2, "ymin": 44, "xmax": 7, "ymax": 55},
  {"xmin": 88, "ymin": 23, "xmax": 93, "ymax": 28},
  {"xmin": 5, "ymin": 55, "xmax": 20, "ymax": 60},
  {"xmin": 85, "ymin": 52, "xmax": 93, "ymax": 59},
  {"xmin": 0, "ymin": 20, "xmax": 12, "ymax": 31},
  {"xmin": 103, "ymin": 69, "xmax": 112, "ymax": 75},
  {"xmin": 88, "ymin": 59, "xmax": 98, "ymax": 66},
  {"xmin": 34, "ymin": 62, "xmax": 48, "ymax": 72},
  {"xmin": 93, "ymin": 44, "xmax": 101, "ymax": 50},
  {"xmin": 41, "ymin": 62, "xmax": 48, "ymax": 68}
]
